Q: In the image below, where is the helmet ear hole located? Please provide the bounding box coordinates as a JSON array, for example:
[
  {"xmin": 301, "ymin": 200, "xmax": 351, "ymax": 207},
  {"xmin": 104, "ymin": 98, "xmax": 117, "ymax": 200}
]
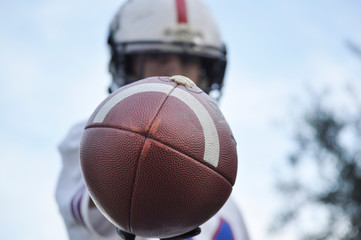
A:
[{"xmin": 211, "ymin": 83, "xmax": 220, "ymax": 91}]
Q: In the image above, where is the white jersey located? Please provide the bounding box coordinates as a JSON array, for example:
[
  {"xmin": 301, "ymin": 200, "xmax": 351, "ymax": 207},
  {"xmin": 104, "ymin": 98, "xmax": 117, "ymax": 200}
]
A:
[{"xmin": 56, "ymin": 121, "xmax": 249, "ymax": 240}]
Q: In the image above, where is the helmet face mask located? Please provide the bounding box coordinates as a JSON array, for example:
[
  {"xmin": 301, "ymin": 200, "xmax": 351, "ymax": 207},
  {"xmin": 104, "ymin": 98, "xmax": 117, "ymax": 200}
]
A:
[{"xmin": 108, "ymin": 0, "xmax": 227, "ymax": 100}]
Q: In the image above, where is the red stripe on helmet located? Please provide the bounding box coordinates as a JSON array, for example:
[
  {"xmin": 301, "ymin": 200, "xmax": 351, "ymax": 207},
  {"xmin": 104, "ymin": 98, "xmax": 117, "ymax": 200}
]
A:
[{"xmin": 176, "ymin": 0, "xmax": 188, "ymax": 23}]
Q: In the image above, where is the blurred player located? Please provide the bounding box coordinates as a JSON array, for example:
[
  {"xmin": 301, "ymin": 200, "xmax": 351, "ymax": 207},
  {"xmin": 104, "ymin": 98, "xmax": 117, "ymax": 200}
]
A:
[{"xmin": 56, "ymin": 0, "xmax": 249, "ymax": 239}]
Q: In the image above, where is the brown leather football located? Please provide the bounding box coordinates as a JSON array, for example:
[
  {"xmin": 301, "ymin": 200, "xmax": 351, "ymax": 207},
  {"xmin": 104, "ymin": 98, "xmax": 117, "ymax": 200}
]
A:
[{"xmin": 80, "ymin": 76, "xmax": 237, "ymax": 238}]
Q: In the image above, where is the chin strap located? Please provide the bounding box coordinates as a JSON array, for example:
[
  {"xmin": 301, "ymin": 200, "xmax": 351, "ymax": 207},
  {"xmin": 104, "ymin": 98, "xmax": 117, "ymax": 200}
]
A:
[{"xmin": 117, "ymin": 227, "xmax": 201, "ymax": 240}]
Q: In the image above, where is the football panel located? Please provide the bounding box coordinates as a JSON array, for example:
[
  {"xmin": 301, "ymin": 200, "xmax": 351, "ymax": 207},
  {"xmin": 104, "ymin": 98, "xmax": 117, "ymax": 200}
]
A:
[
  {"xmin": 87, "ymin": 89, "xmax": 174, "ymax": 137},
  {"xmin": 129, "ymin": 139, "xmax": 232, "ymax": 238},
  {"xmin": 172, "ymin": 85, "xmax": 238, "ymax": 185},
  {"xmin": 149, "ymin": 85, "xmax": 237, "ymax": 184},
  {"xmin": 199, "ymin": 94, "xmax": 238, "ymax": 185},
  {"xmin": 99, "ymin": 92, "xmax": 168, "ymax": 134},
  {"xmin": 148, "ymin": 95, "xmax": 205, "ymax": 166},
  {"xmin": 80, "ymin": 127, "xmax": 146, "ymax": 231},
  {"xmin": 86, "ymin": 77, "xmax": 177, "ymax": 126}
]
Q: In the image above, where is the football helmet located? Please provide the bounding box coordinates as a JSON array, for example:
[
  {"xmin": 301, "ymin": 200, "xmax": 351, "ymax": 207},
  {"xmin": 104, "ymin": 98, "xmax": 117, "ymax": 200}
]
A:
[{"xmin": 107, "ymin": 0, "xmax": 227, "ymax": 97}]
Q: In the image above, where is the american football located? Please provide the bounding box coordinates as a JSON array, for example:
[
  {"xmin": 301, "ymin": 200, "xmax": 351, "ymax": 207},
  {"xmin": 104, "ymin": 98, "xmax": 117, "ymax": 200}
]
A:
[{"xmin": 80, "ymin": 75, "xmax": 238, "ymax": 238}]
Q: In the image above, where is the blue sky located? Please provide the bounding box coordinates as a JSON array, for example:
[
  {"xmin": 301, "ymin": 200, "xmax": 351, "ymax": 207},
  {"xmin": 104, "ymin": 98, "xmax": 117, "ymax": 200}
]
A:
[{"xmin": 1, "ymin": 0, "xmax": 361, "ymax": 239}]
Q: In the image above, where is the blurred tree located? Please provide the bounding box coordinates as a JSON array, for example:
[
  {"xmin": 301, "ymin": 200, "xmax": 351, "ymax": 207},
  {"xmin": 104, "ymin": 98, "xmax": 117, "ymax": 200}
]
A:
[
  {"xmin": 347, "ymin": 40, "xmax": 361, "ymax": 60},
  {"xmin": 271, "ymin": 42, "xmax": 361, "ymax": 240}
]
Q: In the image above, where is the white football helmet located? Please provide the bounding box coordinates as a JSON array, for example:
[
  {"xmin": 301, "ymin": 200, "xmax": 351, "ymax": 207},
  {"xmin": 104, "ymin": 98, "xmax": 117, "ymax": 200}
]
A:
[{"xmin": 108, "ymin": 0, "xmax": 227, "ymax": 97}]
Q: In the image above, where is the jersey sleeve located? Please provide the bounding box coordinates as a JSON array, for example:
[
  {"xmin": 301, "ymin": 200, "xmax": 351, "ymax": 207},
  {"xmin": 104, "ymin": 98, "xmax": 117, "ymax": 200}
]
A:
[
  {"xmin": 194, "ymin": 197, "xmax": 250, "ymax": 240},
  {"xmin": 55, "ymin": 121, "xmax": 119, "ymax": 239}
]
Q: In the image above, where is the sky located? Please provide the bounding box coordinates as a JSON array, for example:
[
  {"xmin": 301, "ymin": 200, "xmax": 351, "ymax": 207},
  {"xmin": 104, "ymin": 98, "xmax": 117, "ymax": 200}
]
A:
[{"xmin": 1, "ymin": 0, "xmax": 361, "ymax": 239}]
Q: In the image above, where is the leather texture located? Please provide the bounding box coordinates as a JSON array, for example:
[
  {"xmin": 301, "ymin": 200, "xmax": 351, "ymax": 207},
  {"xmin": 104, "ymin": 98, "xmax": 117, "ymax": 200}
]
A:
[{"xmin": 80, "ymin": 76, "xmax": 237, "ymax": 238}]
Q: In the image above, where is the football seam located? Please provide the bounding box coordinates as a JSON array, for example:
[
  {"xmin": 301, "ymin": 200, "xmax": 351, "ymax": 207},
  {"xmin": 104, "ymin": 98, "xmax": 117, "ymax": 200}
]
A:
[
  {"xmin": 129, "ymin": 86, "xmax": 177, "ymax": 233},
  {"xmin": 84, "ymin": 125, "xmax": 234, "ymax": 186},
  {"xmin": 126, "ymin": 134, "xmax": 145, "ymax": 232}
]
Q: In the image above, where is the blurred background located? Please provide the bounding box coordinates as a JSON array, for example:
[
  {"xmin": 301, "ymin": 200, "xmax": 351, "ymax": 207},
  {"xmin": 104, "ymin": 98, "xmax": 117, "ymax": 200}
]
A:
[{"xmin": 1, "ymin": 0, "xmax": 361, "ymax": 239}]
